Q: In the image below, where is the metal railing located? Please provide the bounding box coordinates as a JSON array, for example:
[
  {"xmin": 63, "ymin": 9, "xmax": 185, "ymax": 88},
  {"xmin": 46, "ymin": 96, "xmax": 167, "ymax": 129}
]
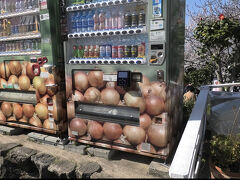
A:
[{"xmin": 169, "ymin": 82, "xmax": 240, "ymax": 178}]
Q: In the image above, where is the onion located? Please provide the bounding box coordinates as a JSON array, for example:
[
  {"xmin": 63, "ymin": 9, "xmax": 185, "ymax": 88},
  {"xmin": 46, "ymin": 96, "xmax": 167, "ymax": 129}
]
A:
[
  {"xmin": 123, "ymin": 125, "xmax": 146, "ymax": 145},
  {"xmin": 45, "ymin": 75, "xmax": 58, "ymax": 96},
  {"xmin": 140, "ymin": 84, "xmax": 152, "ymax": 98},
  {"xmin": 138, "ymin": 75, "xmax": 150, "ymax": 89},
  {"xmin": 21, "ymin": 61, "xmax": 27, "ymax": 75},
  {"xmin": 7, "ymin": 116, "xmax": 17, "ymax": 122},
  {"xmin": 35, "ymin": 103, "xmax": 48, "ymax": 120},
  {"xmin": 103, "ymin": 122, "xmax": 122, "ymax": 141},
  {"xmin": 145, "ymin": 95, "xmax": 165, "ymax": 116},
  {"xmin": 52, "ymin": 94, "xmax": 63, "ymax": 121},
  {"xmin": 106, "ymin": 81, "xmax": 126, "ymax": 95},
  {"xmin": 67, "ymin": 101, "xmax": 75, "ymax": 120},
  {"xmin": 74, "ymin": 72, "xmax": 89, "ymax": 92},
  {"xmin": 18, "ymin": 75, "xmax": 30, "ymax": 90},
  {"xmin": 29, "ymin": 117, "xmax": 43, "ymax": 128},
  {"xmin": 33, "ymin": 76, "xmax": 46, "ymax": 95},
  {"xmin": 87, "ymin": 120, "xmax": 104, "ymax": 140},
  {"xmin": 84, "ymin": 87, "xmax": 101, "ymax": 103},
  {"xmin": 26, "ymin": 62, "xmax": 35, "ymax": 80},
  {"xmin": 139, "ymin": 113, "xmax": 152, "ymax": 131},
  {"xmin": 8, "ymin": 61, "xmax": 22, "ymax": 76},
  {"xmin": 147, "ymin": 124, "xmax": 169, "ymax": 147},
  {"xmin": 150, "ymin": 82, "xmax": 167, "ymax": 102},
  {"xmin": 40, "ymin": 94, "xmax": 50, "ymax": 105},
  {"xmin": 101, "ymin": 88, "xmax": 120, "ymax": 105},
  {"xmin": 88, "ymin": 71, "xmax": 106, "ymax": 89},
  {"xmin": 19, "ymin": 116, "xmax": 28, "ymax": 123},
  {"xmin": 0, "ymin": 78, "xmax": 7, "ymax": 88},
  {"xmin": 22, "ymin": 104, "xmax": 35, "ymax": 118},
  {"xmin": 124, "ymin": 91, "xmax": 146, "ymax": 113},
  {"xmin": 66, "ymin": 76, "xmax": 72, "ymax": 99},
  {"xmin": 43, "ymin": 119, "xmax": 58, "ymax": 130},
  {"xmin": 13, "ymin": 103, "xmax": 23, "ymax": 119},
  {"xmin": 0, "ymin": 110, "xmax": 6, "ymax": 121},
  {"xmin": 8, "ymin": 75, "xmax": 18, "ymax": 86},
  {"xmin": 69, "ymin": 118, "xmax": 87, "ymax": 137},
  {"xmin": 0, "ymin": 63, "xmax": 10, "ymax": 79},
  {"xmin": 72, "ymin": 90, "xmax": 84, "ymax": 102},
  {"xmin": 1, "ymin": 102, "xmax": 12, "ymax": 117}
]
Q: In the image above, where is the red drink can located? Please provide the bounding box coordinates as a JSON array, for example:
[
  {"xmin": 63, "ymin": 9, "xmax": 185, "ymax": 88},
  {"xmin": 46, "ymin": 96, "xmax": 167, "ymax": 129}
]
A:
[
  {"xmin": 118, "ymin": 45, "xmax": 124, "ymax": 58},
  {"xmin": 112, "ymin": 46, "xmax": 118, "ymax": 58}
]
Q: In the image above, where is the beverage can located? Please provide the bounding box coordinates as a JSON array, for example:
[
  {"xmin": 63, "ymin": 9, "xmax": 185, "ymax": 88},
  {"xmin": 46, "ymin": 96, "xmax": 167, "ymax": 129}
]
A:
[
  {"xmin": 88, "ymin": 45, "xmax": 94, "ymax": 57},
  {"xmin": 84, "ymin": 45, "xmax": 89, "ymax": 58},
  {"xmin": 118, "ymin": 45, "xmax": 124, "ymax": 58},
  {"xmin": 124, "ymin": 12, "xmax": 131, "ymax": 28},
  {"xmin": 100, "ymin": 45, "xmax": 106, "ymax": 58},
  {"xmin": 124, "ymin": 45, "xmax": 131, "ymax": 57},
  {"xmin": 112, "ymin": 46, "xmax": 118, "ymax": 58},
  {"xmin": 78, "ymin": 45, "xmax": 84, "ymax": 58},
  {"xmin": 73, "ymin": 45, "xmax": 78, "ymax": 58},
  {"xmin": 106, "ymin": 45, "xmax": 112, "ymax": 58},
  {"xmin": 131, "ymin": 45, "xmax": 138, "ymax": 57},
  {"xmin": 138, "ymin": 10, "xmax": 145, "ymax": 26},
  {"xmin": 94, "ymin": 45, "xmax": 99, "ymax": 58},
  {"xmin": 131, "ymin": 12, "xmax": 138, "ymax": 27}
]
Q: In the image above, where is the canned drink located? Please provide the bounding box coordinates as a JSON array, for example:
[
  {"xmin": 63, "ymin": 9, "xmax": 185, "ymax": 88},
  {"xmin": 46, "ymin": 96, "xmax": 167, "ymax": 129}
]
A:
[
  {"xmin": 84, "ymin": 45, "xmax": 89, "ymax": 58},
  {"xmin": 124, "ymin": 12, "xmax": 132, "ymax": 28},
  {"xmin": 94, "ymin": 45, "xmax": 100, "ymax": 58},
  {"xmin": 112, "ymin": 46, "xmax": 118, "ymax": 58},
  {"xmin": 138, "ymin": 10, "xmax": 145, "ymax": 26},
  {"xmin": 100, "ymin": 45, "xmax": 106, "ymax": 58},
  {"xmin": 118, "ymin": 45, "xmax": 124, "ymax": 58},
  {"xmin": 131, "ymin": 45, "xmax": 138, "ymax": 57},
  {"xmin": 88, "ymin": 45, "xmax": 94, "ymax": 58},
  {"xmin": 78, "ymin": 45, "xmax": 84, "ymax": 58},
  {"xmin": 131, "ymin": 12, "xmax": 138, "ymax": 27},
  {"xmin": 124, "ymin": 45, "xmax": 131, "ymax": 57},
  {"xmin": 106, "ymin": 45, "xmax": 112, "ymax": 58}
]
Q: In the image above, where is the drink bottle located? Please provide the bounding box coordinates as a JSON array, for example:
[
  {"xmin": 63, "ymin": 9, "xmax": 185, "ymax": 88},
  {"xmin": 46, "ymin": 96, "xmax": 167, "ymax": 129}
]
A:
[
  {"xmin": 76, "ymin": 12, "xmax": 82, "ymax": 32},
  {"xmin": 104, "ymin": 11, "xmax": 112, "ymax": 30},
  {"xmin": 87, "ymin": 10, "xmax": 94, "ymax": 31},
  {"xmin": 99, "ymin": 10, "xmax": 105, "ymax": 30},
  {"xmin": 93, "ymin": 10, "xmax": 99, "ymax": 31}
]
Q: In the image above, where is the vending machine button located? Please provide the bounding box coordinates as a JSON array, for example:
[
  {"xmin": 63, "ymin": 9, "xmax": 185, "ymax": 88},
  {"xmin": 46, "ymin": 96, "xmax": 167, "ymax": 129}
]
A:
[
  {"xmin": 150, "ymin": 58, "xmax": 158, "ymax": 63},
  {"xmin": 75, "ymin": 60, "xmax": 79, "ymax": 64}
]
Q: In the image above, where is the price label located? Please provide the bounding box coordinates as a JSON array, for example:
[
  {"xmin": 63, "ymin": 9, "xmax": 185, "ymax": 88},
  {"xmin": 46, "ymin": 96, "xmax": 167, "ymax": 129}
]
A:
[
  {"xmin": 40, "ymin": 0, "xmax": 48, "ymax": 10},
  {"xmin": 40, "ymin": 72, "xmax": 49, "ymax": 78},
  {"xmin": 40, "ymin": 13, "xmax": 49, "ymax": 21},
  {"xmin": 103, "ymin": 74, "xmax": 117, "ymax": 82},
  {"xmin": 50, "ymin": 122, "xmax": 54, "ymax": 129},
  {"xmin": 141, "ymin": 142, "xmax": 151, "ymax": 152},
  {"xmin": 48, "ymin": 106, "xmax": 53, "ymax": 111},
  {"xmin": 72, "ymin": 131, "xmax": 78, "ymax": 136}
]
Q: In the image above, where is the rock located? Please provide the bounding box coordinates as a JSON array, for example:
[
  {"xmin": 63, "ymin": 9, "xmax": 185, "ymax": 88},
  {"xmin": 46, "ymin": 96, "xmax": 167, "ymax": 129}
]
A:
[
  {"xmin": 0, "ymin": 143, "xmax": 21, "ymax": 156},
  {"xmin": 6, "ymin": 146, "xmax": 38, "ymax": 176},
  {"xmin": 31, "ymin": 153, "xmax": 56, "ymax": 178},
  {"xmin": 48, "ymin": 158, "xmax": 76, "ymax": 178},
  {"xmin": 90, "ymin": 171, "xmax": 112, "ymax": 179},
  {"xmin": 76, "ymin": 161, "xmax": 102, "ymax": 178},
  {"xmin": 7, "ymin": 147, "xmax": 38, "ymax": 164}
]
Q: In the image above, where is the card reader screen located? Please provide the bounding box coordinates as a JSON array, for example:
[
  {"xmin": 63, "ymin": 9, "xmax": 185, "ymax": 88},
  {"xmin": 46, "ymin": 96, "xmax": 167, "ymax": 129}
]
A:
[{"xmin": 118, "ymin": 71, "xmax": 128, "ymax": 78}]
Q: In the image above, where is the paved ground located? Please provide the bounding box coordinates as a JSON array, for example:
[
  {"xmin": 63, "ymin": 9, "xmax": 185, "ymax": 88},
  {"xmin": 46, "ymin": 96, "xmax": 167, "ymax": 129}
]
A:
[{"xmin": 0, "ymin": 133, "xmax": 160, "ymax": 179}]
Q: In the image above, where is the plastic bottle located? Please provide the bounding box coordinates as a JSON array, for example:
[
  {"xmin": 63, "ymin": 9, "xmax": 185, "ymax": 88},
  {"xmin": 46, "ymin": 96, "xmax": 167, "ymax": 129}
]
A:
[
  {"xmin": 71, "ymin": 12, "xmax": 77, "ymax": 33},
  {"xmin": 15, "ymin": 0, "xmax": 20, "ymax": 12},
  {"xmin": 76, "ymin": 12, "xmax": 82, "ymax": 32},
  {"xmin": 105, "ymin": 10, "xmax": 112, "ymax": 30},
  {"xmin": 82, "ymin": 11, "xmax": 88, "ymax": 32},
  {"xmin": 117, "ymin": 9, "xmax": 124, "ymax": 29},
  {"xmin": 99, "ymin": 9, "xmax": 105, "ymax": 30},
  {"xmin": 93, "ymin": 10, "xmax": 99, "ymax": 31},
  {"xmin": 112, "ymin": 12, "xmax": 118, "ymax": 29},
  {"xmin": 87, "ymin": 10, "xmax": 94, "ymax": 31},
  {"xmin": 138, "ymin": 9, "xmax": 145, "ymax": 27}
]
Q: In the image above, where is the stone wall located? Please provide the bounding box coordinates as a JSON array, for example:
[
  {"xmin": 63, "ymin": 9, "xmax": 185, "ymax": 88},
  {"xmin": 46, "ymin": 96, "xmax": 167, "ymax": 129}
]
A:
[{"xmin": 0, "ymin": 143, "xmax": 111, "ymax": 179}]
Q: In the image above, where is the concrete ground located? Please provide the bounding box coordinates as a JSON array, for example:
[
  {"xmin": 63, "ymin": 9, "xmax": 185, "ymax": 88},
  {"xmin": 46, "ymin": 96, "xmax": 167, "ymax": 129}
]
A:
[{"xmin": 0, "ymin": 133, "xmax": 161, "ymax": 179}]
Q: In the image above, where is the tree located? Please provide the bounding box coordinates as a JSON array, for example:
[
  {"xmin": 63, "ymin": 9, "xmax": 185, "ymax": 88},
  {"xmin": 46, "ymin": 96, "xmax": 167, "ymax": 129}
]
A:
[{"xmin": 185, "ymin": 0, "xmax": 240, "ymax": 85}]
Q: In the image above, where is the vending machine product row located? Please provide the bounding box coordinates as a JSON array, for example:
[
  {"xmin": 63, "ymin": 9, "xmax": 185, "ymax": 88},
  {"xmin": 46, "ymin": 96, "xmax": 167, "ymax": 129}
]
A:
[
  {"xmin": 64, "ymin": 0, "xmax": 185, "ymax": 159},
  {"xmin": 0, "ymin": 0, "xmax": 67, "ymax": 136}
]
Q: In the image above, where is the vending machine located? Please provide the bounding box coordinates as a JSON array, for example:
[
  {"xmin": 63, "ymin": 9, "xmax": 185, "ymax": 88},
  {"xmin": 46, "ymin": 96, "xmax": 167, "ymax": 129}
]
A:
[
  {"xmin": 0, "ymin": 0, "xmax": 67, "ymax": 136},
  {"xmin": 64, "ymin": 0, "xmax": 185, "ymax": 159}
]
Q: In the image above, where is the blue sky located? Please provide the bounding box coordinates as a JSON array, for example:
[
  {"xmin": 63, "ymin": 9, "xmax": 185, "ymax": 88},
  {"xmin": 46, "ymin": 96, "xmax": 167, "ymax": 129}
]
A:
[{"xmin": 186, "ymin": 0, "xmax": 200, "ymax": 24}]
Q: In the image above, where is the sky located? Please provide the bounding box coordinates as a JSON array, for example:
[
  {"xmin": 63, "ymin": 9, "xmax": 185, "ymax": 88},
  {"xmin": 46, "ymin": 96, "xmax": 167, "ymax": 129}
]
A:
[{"xmin": 185, "ymin": 0, "xmax": 200, "ymax": 24}]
